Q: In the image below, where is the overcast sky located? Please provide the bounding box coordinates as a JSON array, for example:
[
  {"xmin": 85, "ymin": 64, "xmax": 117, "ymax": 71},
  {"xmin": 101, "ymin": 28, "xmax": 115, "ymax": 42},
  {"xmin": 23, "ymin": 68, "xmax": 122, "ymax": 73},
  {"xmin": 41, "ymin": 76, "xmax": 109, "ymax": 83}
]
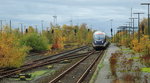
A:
[{"xmin": 0, "ymin": 0, "xmax": 149, "ymax": 36}]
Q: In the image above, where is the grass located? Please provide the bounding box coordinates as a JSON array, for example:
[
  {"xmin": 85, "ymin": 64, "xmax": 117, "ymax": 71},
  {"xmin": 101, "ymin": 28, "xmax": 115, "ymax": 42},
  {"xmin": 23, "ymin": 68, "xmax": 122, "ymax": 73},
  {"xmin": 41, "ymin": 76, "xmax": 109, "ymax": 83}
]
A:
[
  {"xmin": 141, "ymin": 67, "xmax": 150, "ymax": 73},
  {"xmin": 129, "ymin": 57, "xmax": 140, "ymax": 60},
  {"xmin": 121, "ymin": 48, "xmax": 134, "ymax": 54},
  {"xmin": 31, "ymin": 70, "xmax": 49, "ymax": 78},
  {"xmin": 89, "ymin": 63, "xmax": 104, "ymax": 83}
]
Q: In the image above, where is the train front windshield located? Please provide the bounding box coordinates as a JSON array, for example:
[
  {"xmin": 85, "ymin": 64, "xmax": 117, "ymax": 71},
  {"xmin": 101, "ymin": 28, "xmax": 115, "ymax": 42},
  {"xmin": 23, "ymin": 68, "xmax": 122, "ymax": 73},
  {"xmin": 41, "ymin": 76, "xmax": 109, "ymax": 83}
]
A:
[{"xmin": 94, "ymin": 34, "xmax": 105, "ymax": 40}]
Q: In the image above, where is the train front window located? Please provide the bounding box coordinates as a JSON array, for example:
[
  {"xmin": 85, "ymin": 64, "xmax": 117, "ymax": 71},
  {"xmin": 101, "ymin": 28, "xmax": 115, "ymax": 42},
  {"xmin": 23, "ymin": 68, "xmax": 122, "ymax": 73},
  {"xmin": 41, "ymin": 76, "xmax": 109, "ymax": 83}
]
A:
[{"xmin": 94, "ymin": 35, "xmax": 105, "ymax": 40}]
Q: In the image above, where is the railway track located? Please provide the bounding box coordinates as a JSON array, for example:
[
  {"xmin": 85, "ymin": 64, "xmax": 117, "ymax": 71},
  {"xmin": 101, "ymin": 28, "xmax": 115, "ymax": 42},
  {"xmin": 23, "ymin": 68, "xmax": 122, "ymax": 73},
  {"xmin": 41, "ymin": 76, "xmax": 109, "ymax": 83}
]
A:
[
  {"xmin": 49, "ymin": 50, "xmax": 104, "ymax": 83},
  {"xmin": 0, "ymin": 46, "xmax": 90, "ymax": 80}
]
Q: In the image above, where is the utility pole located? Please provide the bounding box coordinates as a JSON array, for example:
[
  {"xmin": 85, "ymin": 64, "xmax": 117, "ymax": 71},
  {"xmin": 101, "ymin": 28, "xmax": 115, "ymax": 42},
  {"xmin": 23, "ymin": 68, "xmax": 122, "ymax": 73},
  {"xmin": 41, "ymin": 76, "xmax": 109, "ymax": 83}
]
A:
[
  {"xmin": 70, "ymin": 20, "xmax": 73, "ymax": 26},
  {"xmin": 134, "ymin": 12, "xmax": 144, "ymax": 43},
  {"xmin": 41, "ymin": 20, "xmax": 44, "ymax": 33},
  {"xmin": 124, "ymin": 24, "xmax": 128, "ymax": 37},
  {"xmin": 114, "ymin": 30, "xmax": 115, "ymax": 43},
  {"xmin": 0, "ymin": 20, "xmax": 2, "ymax": 33},
  {"xmin": 0, "ymin": 20, "xmax": 5, "ymax": 33},
  {"xmin": 129, "ymin": 18, "xmax": 138, "ymax": 39},
  {"xmin": 20, "ymin": 23, "xmax": 23, "ymax": 34},
  {"xmin": 130, "ymin": 8, "xmax": 133, "ymax": 30},
  {"xmin": 126, "ymin": 22, "xmax": 132, "ymax": 39},
  {"xmin": 124, "ymin": 24, "xmax": 128, "ymax": 44},
  {"xmin": 35, "ymin": 25, "xmax": 38, "ymax": 33},
  {"xmin": 110, "ymin": 19, "xmax": 113, "ymax": 37},
  {"xmin": 9, "ymin": 20, "xmax": 12, "ymax": 33},
  {"xmin": 24, "ymin": 25, "xmax": 26, "ymax": 33},
  {"xmin": 49, "ymin": 22, "xmax": 51, "ymax": 29},
  {"xmin": 141, "ymin": 3, "xmax": 150, "ymax": 39},
  {"xmin": 53, "ymin": 16, "xmax": 57, "ymax": 26}
]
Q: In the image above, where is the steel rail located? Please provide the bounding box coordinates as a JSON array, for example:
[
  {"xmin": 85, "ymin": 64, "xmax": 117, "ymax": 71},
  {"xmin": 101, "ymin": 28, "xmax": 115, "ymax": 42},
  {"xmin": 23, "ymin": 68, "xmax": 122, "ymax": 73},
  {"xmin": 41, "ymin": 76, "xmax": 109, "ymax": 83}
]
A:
[
  {"xmin": 49, "ymin": 51, "xmax": 95, "ymax": 83},
  {"xmin": 76, "ymin": 51, "xmax": 104, "ymax": 83},
  {"xmin": 49, "ymin": 50, "xmax": 104, "ymax": 83},
  {"xmin": 0, "ymin": 47, "xmax": 91, "ymax": 79}
]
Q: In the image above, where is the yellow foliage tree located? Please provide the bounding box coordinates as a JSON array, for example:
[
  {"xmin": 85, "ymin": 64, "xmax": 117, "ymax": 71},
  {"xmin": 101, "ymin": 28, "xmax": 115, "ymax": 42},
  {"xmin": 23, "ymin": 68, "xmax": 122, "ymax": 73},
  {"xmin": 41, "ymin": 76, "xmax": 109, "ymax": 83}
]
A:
[
  {"xmin": 0, "ymin": 27, "xmax": 30, "ymax": 68},
  {"xmin": 51, "ymin": 28, "xmax": 65, "ymax": 49}
]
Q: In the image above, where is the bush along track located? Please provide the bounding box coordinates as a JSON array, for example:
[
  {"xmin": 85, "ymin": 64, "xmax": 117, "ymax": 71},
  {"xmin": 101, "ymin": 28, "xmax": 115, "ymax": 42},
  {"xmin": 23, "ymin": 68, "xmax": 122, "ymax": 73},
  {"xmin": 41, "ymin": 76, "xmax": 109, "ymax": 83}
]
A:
[
  {"xmin": 0, "ymin": 46, "xmax": 90, "ymax": 80},
  {"xmin": 0, "ymin": 24, "xmax": 93, "ymax": 68}
]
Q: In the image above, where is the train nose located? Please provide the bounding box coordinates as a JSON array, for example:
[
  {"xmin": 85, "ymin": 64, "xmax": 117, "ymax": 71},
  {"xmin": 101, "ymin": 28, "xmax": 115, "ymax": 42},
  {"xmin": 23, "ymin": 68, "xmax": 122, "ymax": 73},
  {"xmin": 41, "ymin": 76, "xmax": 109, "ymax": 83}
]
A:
[{"xmin": 95, "ymin": 40, "xmax": 104, "ymax": 44}]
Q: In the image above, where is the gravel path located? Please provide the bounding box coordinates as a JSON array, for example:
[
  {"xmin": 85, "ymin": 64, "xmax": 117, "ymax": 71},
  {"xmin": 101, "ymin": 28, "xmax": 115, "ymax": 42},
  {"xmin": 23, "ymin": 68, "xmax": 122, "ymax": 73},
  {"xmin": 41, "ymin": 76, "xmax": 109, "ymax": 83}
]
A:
[{"xmin": 95, "ymin": 44, "xmax": 120, "ymax": 83}]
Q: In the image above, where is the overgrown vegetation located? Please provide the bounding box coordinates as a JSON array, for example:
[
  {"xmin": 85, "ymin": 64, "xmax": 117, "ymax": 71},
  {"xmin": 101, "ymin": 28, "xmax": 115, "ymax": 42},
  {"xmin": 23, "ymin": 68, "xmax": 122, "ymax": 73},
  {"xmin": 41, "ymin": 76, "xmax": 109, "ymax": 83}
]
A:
[
  {"xmin": 20, "ymin": 33, "xmax": 49, "ymax": 51},
  {"xmin": 0, "ymin": 23, "xmax": 93, "ymax": 68},
  {"xmin": 111, "ymin": 18, "xmax": 150, "ymax": 82},
  {"xmin": 0, "ymin": 27, "xmax": 30, "ymax": 68},
  {"xmin": 112, "ymin": 18, "xmax": 150, "ymax": 56},
  {"xmin": 109, "ymin": 52, "xmax": 121, "ymax": 77}
]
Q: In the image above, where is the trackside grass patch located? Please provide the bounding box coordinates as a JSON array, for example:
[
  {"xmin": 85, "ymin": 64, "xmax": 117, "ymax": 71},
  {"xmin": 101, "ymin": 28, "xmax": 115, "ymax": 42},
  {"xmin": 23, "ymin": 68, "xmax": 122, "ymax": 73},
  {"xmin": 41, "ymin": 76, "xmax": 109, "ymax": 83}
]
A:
[{"xmin": 141, "ymin": 68, "xmax": 150, "ymax": 73}]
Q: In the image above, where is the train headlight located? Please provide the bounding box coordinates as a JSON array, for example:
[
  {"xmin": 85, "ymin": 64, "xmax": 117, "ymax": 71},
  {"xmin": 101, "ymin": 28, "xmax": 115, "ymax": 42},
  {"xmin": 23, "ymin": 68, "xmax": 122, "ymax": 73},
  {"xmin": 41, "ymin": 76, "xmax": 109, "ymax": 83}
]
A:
[{"xmin": 95, "ymin": 41, "xmax": 97, "ymax": 43}]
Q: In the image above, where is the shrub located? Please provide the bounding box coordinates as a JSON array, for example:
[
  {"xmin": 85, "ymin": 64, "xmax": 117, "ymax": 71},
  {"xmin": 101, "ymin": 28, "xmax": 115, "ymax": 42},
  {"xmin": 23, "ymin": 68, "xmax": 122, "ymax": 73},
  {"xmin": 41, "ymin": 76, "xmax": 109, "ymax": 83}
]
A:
[
  {"xmin": 0, "ymin": 33, "xmax": 30, "ymax": 68},
  {"xmin": 51, "ymin": 28, "xmax": 65, "ymax": 49},
  {"xmin": 20, "ymin": 33, "xmax": 49, "ymax": 51}
]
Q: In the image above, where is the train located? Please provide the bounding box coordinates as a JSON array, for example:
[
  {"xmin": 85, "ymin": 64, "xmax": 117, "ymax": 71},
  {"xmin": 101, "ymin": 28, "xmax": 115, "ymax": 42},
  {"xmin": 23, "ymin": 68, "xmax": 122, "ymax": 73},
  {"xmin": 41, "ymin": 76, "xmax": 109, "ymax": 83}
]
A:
[{"xmin": 92, "ymin": 31, "xmax": 109, "ymax": 50}]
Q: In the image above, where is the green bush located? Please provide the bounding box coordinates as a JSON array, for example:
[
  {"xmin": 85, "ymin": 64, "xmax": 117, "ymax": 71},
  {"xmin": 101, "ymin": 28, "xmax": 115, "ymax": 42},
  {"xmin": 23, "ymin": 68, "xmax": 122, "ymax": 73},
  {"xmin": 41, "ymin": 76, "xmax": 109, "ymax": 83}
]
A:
[{"xmin": 20, "ymin": 33, "xmax": 49, "ymax": 51}]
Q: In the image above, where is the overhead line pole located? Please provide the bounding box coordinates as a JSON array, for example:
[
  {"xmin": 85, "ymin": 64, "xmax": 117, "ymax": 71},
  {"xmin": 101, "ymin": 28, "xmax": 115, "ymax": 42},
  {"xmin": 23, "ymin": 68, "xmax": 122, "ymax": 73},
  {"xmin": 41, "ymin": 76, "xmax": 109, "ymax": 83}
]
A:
[
  {"xmin": 126, "ymin": 22, "xmax": 132, "ymax": 39},
  {"xmin": 141, "ymin": 3, "xmax": 150, "ymax": 39},
  {"xmin": 129, "ymin": 18, "xmax": 138, "ymax": 39},
  {"xmin": 53, "ymin": 16, "xmax": 57, "ymax": 26},
  {"xmin": 35, "ymin": 25, "xmax": 38, "ymax": 33},
  {"xmin": 0, "ymin": 20, "xmax": 2, "ymax": 33},
  {"xmin": 130, "ymin": 8, "xmax": 133, "ymax": 31},
  {"xmin": 20, "ymin": 23, "xmax": 23, "ymax": 34},
  {"xmin": 124, "ymin": 24, "xmax": 128, "ymax": 43},
  {"xmin": 70, "ymin": 20, "xmax": 73, "ymax": 26},
  {"xmin": 9, "ymin": 20, "xmax": 12, "ymax": 33},
  {"xmin": 133, "ymin": 12, "xmax": 144, "ymax": 43},
  {"xmin": 110, "ymin": 19, "xmax": 113, "ymax": 37},
  {"xmin": 0, "ymin": 20, "xmax": 5, "ymax": 33},
  {"xmin": 41, "ymin": 20, "xmax": 44, "ymax": 33}
]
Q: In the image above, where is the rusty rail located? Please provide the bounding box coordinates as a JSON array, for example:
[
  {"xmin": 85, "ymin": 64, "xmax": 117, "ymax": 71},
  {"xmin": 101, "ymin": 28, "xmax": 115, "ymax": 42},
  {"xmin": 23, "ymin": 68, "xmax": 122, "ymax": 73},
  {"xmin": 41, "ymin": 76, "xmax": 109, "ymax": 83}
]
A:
[
  {"xmin": 49, "ymin": 50, "xmax": 104, "ymax": 83},
  {"xmin": 49, "ymin": 51, "xmax": 95, "ymax": 83},
  {"xmin": 0, "ymin": 46, "xmax": 91, "ymax": 79}
]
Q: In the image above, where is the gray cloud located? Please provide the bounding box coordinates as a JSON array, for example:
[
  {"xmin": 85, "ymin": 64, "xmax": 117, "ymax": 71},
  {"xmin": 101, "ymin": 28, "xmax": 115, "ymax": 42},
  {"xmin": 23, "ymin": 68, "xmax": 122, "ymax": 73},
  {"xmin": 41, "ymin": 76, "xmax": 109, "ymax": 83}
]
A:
[{"xmin": 0, "ymin": 0, "xmax": 149, "ymax": 36}]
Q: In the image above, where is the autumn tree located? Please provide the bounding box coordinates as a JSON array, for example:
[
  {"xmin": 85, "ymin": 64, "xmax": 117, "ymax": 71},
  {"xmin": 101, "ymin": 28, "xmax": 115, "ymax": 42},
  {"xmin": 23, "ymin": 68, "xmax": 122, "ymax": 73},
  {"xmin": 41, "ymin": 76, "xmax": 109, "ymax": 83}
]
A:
[{"xmin": 0, "ymin": 26, "xmax": 30, "ymax": 68}]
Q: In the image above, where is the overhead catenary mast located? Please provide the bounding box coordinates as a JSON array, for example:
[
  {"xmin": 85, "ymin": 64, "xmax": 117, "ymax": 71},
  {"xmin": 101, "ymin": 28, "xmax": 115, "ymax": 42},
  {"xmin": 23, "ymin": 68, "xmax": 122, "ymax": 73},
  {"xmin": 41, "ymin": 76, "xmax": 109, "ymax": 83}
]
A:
[
  {"xmin": 133, "ymin": 12, "xmax": 144, "ymax": 43},
  {"xmin": 141, "ymin": 3, "xmax": 150, "ymax": 39}
]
